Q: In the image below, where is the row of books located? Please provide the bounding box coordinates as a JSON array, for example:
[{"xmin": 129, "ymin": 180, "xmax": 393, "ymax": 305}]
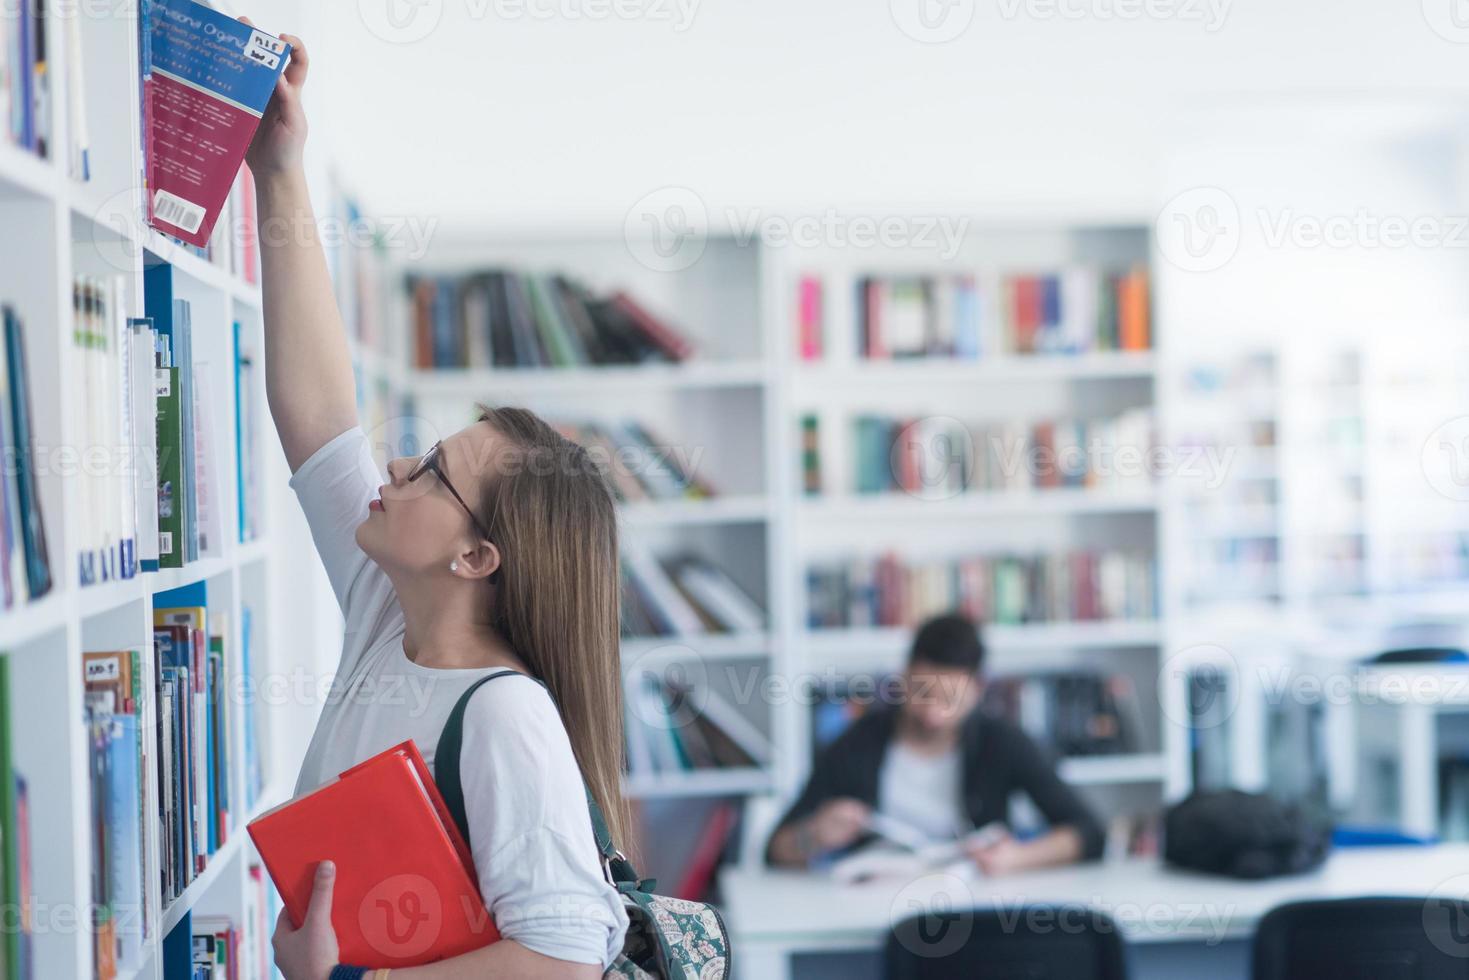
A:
[
  {"xmin": 153, "ymin": 586, "xmax": 234, "ymax": 906},
  {"xmin": 73, "ymin": 279, "xmax": 146, "ymax": 585},
  {"xmin": 0, "ymin": 306, "xmax": 50, "ymax": 608},
  {"xmin": 818, "ymin": 267, "xmax": 1150, "ymax": 361},
  {"xmin": 160, "ymin": 898, "xmax": 268, "ymax": 980},
  {"xmin": 0, "ymin": 0, "xmax": 51, "ymax": 162},
  {"xmin": 0, "ymin": 656, "xmax": 36, "ymax": 980},
  {"xmin": 146, "ymin": 268, "xmax": 220, "ymax": 568},
  {"xmin": 59, "ymin": 269, "xmax": 260, "ymax": 595},
  {"xmin": 82, "ymin": 608, "xmax": 265, "ymax": 979},
  {"xmin": 620, "ymin": 541, "xmax": 765, "ymax": 637},
  {"xmin": 82, "ymin": 649, "xmax": 151, "ymax": 978},
  {"xmin": 807, "ymin": 670, "xmax": 1145, "ymax": 760},
  {"xmin": 804, "ymin": 548, "xmax": 1158, "ymax": 629},
  {"xmin": 624, "ymin": 672, "xmax": 773, "ymax": 779},
  {"xmin": 554, "ymin": 419, "xmax": 716, "ymax": 504},
  {"xmin": 409, "ymin": 272, "xmax": 695, "ymax": 370},
  {"xmin": 845, "ymin": 408, "xmax": 1155, "ymax": 497},
  {"xmin": 984, "ymin": 671, "xmax": 1145, "ymax": 758}
]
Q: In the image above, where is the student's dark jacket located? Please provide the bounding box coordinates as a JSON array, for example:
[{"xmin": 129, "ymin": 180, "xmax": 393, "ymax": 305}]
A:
[{"xmin": 764, "ymin": 705, "xmax": 1106, "ymax": 864}]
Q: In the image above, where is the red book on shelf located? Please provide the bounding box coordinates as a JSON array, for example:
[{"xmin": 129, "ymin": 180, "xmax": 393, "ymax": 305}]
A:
[
  {"xmin": 674, "ymin": 801, "xmax": 738, "ymax": 900},
  {"xmin": 609, "ymin": 292, "xmax": 695, "ymax": 361},
  {"xmin": 247, "ymin": 740, "xmax": 499, "ymax": 968},
  {"xmin": 1016, "ymin": 276, "xmax": 1042, "ymax": 353}
]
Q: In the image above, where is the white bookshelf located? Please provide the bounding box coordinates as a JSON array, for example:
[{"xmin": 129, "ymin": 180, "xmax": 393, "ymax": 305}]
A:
[
  {"xmin": 377, "ymin": 225, "xmax": 1171, "ymax": 871},
  {"xmin": 0, "ymin": 3, "xmax": 333, "ymax": 978}
]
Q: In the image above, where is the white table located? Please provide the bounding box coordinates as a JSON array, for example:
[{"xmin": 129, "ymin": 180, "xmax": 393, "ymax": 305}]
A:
[{"xmin": 719, "ymin": 845, "xmax": 1469, "ymax": 980}]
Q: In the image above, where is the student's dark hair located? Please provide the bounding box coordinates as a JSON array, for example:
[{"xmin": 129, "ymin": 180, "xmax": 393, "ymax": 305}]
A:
[{"xmin": 908, "ymin": 612, "xmax": 985, "ymax": 673}]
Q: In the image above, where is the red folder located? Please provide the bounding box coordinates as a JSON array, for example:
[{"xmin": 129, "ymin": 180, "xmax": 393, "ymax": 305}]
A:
[{"xmin": 246, "ymin": 740, "xmax": 500, "ymax": 967}]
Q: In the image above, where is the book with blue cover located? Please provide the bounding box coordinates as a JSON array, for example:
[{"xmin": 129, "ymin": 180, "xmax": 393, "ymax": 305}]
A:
[{"xmin": 143, "ymin": 0, "xmax": 289, "ymax": 247}]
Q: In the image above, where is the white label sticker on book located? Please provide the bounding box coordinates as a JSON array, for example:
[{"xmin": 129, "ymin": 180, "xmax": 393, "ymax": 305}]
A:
[
  {"xmin": 248, "ymin": 30, "xmax": 287, "ymax": 55},
  {"xmin": 245, "ymin": 46, "xmax": 280, "ymax": 71},
  {"xmin": 153, "ymin": 190, "xmax": 205, "ymax": 234},
  {"xmin": 159, "ymin": 531, "xmax": 173, "ymax": 555},
  {"xmin": 86, "ymin": 658, "xmax": 121, "ymax": 680}
]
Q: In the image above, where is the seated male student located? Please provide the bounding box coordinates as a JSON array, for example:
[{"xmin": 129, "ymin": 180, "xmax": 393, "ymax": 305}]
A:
[{"xmin": 766, "ymin": 612, "xmax": 1105, "ymax": 874}]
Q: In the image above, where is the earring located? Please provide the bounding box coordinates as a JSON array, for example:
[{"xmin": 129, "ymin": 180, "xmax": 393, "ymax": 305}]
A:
[{"xmin": 450, "ymin": 560, "xmax": 459, "ymax": 572}]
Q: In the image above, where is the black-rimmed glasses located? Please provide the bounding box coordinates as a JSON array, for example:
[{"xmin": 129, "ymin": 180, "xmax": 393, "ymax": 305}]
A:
[{"xmin": 406, "ymin": 440, "xmax": 494, "ymax": 543}]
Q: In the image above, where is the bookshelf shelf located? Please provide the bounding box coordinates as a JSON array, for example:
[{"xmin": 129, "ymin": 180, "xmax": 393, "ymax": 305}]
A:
[
  {"xmin": 623, "ymin": 768, "xmax": 773, "ymax": 800},
  {"xmin": 619, "ymin": 495, "xmax": 771, "ymax": 527},
  {"xmin": 0, "ymin": 144, "xmax": 59, "ymax": 200},
  {"xmin": 0, "ymin": 594, "xmax": 70, "ymax": 649},
  {"xmin": 1057, "ymin": 753, "xmax": 1168, "ymax": 786},
  {"xmin": 798, "ymin": 489, "xmax": 1160, "ymax": 521},
  {"xmin": 791, "ymin": 351, "xmax": 1157, "ymax": 386},
  {"xmin": 410, "ymin": 358, "xmax": 768, "ymax": 396},
  {"xmin": 799, "ymin": 622, "xmax": 1163, "ymax": 662},
  {"xmin": 77, "ymin": 579, "xmax": 151, "ymax": 621},
  {"xmin": 621, "ymin": 631, "xmax": 772, "ymax": 667}
]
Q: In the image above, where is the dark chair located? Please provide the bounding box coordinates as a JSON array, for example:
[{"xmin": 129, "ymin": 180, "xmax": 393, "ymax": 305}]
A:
[
  {"xmin": 885, "ymin": 904, "xmax": 1127, "ymax": 980},
  {"xmin": 1252, "ymin": 897, "xmax": 1469, "ymax": 980}
]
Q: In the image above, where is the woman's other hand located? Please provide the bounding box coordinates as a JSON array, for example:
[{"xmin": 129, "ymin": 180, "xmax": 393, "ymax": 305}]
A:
[
  {"xmin": 271, "ymin": 860, "xmax": 341, "ymax": 980},
  {"xmin": 238, "ymin": 17, "xmax": 310, "ymax": 176}
]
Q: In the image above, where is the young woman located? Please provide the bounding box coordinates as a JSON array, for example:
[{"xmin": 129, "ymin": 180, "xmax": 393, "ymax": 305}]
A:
[{"xmin": 241, "ymin": 26, "xmax": 630, "ymax": 980}]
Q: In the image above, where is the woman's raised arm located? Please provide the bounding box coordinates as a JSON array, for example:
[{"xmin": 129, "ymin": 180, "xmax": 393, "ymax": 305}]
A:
[{"xmin": 242, "ymin": 24, "xmax": 359, "ymax": 473}]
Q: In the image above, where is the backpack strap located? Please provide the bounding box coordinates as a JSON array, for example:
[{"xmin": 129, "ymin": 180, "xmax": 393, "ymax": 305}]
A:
[{"xmin": 435, "ymin": 669, "xmax": 645, "ymax": 889}]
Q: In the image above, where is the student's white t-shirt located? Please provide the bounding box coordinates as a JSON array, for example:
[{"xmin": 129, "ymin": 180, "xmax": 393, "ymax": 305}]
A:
[
  {"xmin": 289, "ymin": 426, "xmax": 628, "ymax": 968},
  {"xmin": 876, "ymin": 741, "xmax": 967, "ymax": 841}
]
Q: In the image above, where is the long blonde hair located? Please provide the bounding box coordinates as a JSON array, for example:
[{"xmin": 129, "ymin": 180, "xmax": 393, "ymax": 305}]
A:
[{"xmin": 471, "ymin": 404, "xmax": 632, "ymax": 852}]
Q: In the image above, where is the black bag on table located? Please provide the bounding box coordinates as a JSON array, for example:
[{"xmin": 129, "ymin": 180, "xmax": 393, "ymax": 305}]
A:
[{"xmin": 1163, "ymin": 789, "xmax": 1332, "ymax": 879}]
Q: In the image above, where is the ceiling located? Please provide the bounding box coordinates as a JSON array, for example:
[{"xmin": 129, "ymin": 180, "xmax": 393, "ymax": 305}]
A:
[{"xmin": 258, "ymin": 0, "xmax": 1469, "ymax": 233}]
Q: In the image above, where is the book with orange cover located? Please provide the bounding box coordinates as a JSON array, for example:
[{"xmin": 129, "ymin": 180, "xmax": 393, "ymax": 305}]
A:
[{"xmin": 246, "ymin": 740, "xmax": 499, "ymax": 968}]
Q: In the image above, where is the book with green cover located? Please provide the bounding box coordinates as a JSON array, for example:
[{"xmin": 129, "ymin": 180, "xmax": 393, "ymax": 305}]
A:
[{"xmin": 155, "ymin": 364, "xmax": 183, "ymax": 568}]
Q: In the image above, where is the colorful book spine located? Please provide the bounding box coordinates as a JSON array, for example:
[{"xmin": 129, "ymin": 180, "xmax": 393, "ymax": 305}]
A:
[
  {"xmin": 797, "ymin": 276, "xmax": 823, "ymax": 360},
  {"xmin": 155, "ymin": 363, "xmax": 183, "ymax": 568},
  {"xmin": 3, "ymin": 307, "xmax": 50, "ymax": 600}
]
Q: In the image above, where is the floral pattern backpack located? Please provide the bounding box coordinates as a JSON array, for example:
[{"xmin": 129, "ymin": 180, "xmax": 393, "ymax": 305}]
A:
[{"xmin": 436, "ymin": 671, "xmax": 733, "ymax": 980}]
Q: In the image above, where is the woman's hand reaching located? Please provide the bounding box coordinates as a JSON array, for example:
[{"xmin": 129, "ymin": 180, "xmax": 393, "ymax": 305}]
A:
[
  {"xmin": 238, "ymin": 17, "xmax": 309, "ymax": 177},
  {"xmin": 271, "ymin": 860, "xmax": 341, "ymax": 980}
]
